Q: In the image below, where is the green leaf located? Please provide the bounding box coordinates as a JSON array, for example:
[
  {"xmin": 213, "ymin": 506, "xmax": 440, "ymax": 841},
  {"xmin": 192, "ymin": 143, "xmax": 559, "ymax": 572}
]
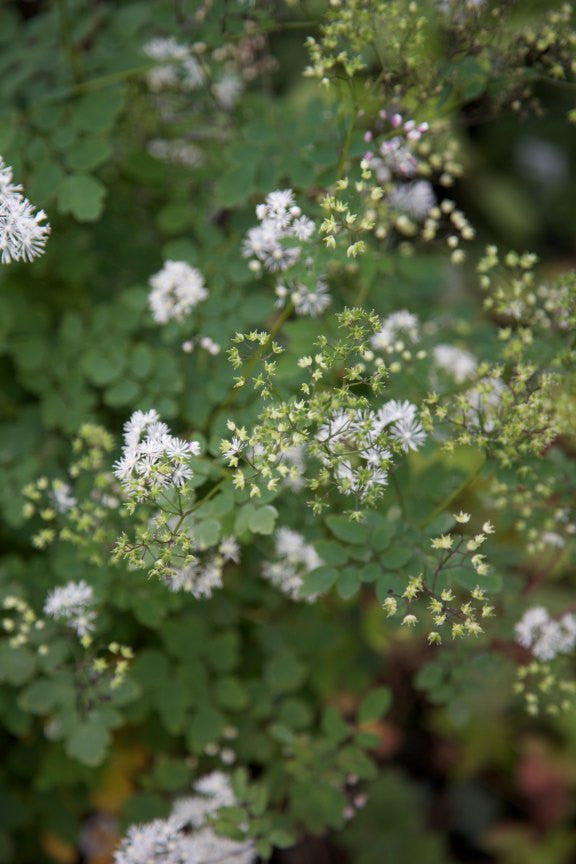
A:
[
  {"xmin": 18, "ymin": 679, "xmax": 59, "ymax": 715},
  {"xmin": 301, "ymin": 566, "xmax": 338, "ymax": 597},
  {"xmin": 215, "ymin": 677, "xmax": 249, "ymax": 711},
  {"xmin": 326, "ymin": 515, "xmax": 369, "ymax": 544},
  {"xmin": 321, "ymin": 706, "xmax": 349, "ymax": 744},
  {"xmin": 194, "ymin": 519, "xmax": 221, "ymax": 547},
  {"xmin": 265, "ymin": 653, "xmax": 306, "ymax": 695},
  {"xmin": 337, "ymin": 570, "xmax": 360, "ymax": 600},
  {"xmin": 247, "ymin": 505, "xmax": 277, "ymax": 535},
  {"xmin": 72, "ymin": 88, "xmax": 126, "ymax": 132},
  {"xmin": 314, "ymin": 540, "xmax": 348, "ymax": 566},
  {"xmin": 0, "ymin": 645, "xmax": 36, "ymax": 685},
  {"xmin": 383, "ymin": 543, "xmax": 413, "ymax": 569},
  {"xmin": 57, "ymin": 174, "xmax": 106, "ymax": 222},
  {"xmin": 358, "ymin": 687, "xmax": 391, "ymax": 724},
  {"xmin": 187, "ymin": 705, "xmax": 225, "ymax": 752},
  {"xmin": 65, "ymin": 137, "xmax": 113, "ymax": 172},
  {"xmin": 65, "ymin": 720, "xmax": 110, "ymax": 766},
  {"xmin": 376, "ymin": 572, "xmax": 404, "ymax": 602}
]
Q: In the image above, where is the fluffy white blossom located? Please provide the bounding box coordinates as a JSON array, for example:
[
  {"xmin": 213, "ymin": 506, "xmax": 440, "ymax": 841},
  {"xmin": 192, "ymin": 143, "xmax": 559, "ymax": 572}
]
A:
[
  {"xmin": 148, "ymin": 139, "xmax": 204, "ymax": 168},
  {"xmin": 262, "ymin": 528, "xmax": 322, "ymax": 601},
  {"xmin": 515, "ymin": 607, "xmax": 576, "ymax": 661},
  {"xmin": 243, "ymin": 189, "xmax": 315, "ymax": 272},
  {"xmin": 143, "ymin": 37, "xmax": 204, "ymax": 91},
  {"xmin": 0, "ymin": 156, "xmax": 50, "ymax": 264},
  {"xmin": 315, "ymin": 400, "xmax": 425, "ymax": 497},
  {"xmin": 317, "ymin": 410, "xmax": 392, "ymax": 497},
  {"xmin": 149, "ymin": 260, "xmax": 208, "ymax": 323},
  {"xmin": 44, "ymin": 580, "xmax": 96, "ymax": 638},
  {"xmin": 371, "ymin": 310, "xmax": 419, "ymax": 352},
  {"xmin": 465, "ymin": 376, "xmax": 504, "ymax": 432},
  {"xmin": 214, "ymin": 73, "xmax": 243, "ymax": 109},
  {"xmin": 433, "ymin": 344, "xmax": 478, "ymax": 383},
  {"xmin": 276, "ymin": 278, "xmax": 331, "ymax": 316},
  {"xmin": 50, "ymin": 480, "xmax": 77, "ymax": 513},
  {"xmin": 390, "ymin": 180, "xmax": 436, "ymax": 220},
  {"xmin": 113, "ymin": 409, "xmax": 201, "ymax": 498},
  {"xmin": 114, "ymin": 772, "xmax": 255, "ymax": 864},
  {"xmin": 168, "ymin": 537, "xmax": 240, "ymax": 598}
]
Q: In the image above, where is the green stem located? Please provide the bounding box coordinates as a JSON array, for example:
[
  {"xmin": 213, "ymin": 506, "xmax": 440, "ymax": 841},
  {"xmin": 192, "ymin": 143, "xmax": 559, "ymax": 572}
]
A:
[{"xmin": 56, "ymin": 0, "xmax": 83, "ymax": 84}]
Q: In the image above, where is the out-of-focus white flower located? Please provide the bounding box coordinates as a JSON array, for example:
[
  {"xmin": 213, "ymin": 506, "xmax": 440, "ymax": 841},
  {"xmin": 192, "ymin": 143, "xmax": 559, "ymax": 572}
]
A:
[
  {"xmin": 148, "ymin": 139, "xmax": 204, "ymax": 168},
  {"xmin": 243, "ymin": 189, "xmax": 315, "ymax": 273},
  {"xmin": 390, "ymin": 180, "xmax": 436, "ymax": 220},
  {"xmin": 291, "ymin": 279, "xmax": 331, "ymax": 317},
  {"xmin": 262, "ymin": 527, "xmax": 323, "ymax": 601},
  {"xmin": 149, "ymin": 260, "xmax": 208, "ymax": 323},
  {"xmin": 214, "ymin": 73, "xmax": 243, "ymax": 109},
  {"xmin": 143, "ymin": 37, "xmax": 204, "ymax": 91},
  {"xmin": 433, "ymin": 344, "xmax": 478, "ymax": 383},
  {"xmin": 44, "ymin": 580, "xmax": 96, "ymax": 637},
  {"xmin": 515, "ymin": 606, "xmax": 576, "ymax": 661},
  {"xmin": 114, "ymin": 771, "xmax": 256, "ymax": 864},
  {"xmin": 371, "ymin": 310, "xmax": 419, "ymax": 352}
]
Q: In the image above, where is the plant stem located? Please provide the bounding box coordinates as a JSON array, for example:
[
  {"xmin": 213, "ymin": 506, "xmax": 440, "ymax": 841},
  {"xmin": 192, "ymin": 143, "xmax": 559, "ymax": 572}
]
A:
[{"xmin": 56, "ymin": 0, "xmax": 83, "ymax": 84}]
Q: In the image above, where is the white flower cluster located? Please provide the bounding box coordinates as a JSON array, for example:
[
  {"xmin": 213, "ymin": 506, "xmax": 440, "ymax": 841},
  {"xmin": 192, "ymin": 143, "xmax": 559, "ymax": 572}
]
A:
[
  {"xmin": 149, "ymin": 260, "xmax": 208, "ymax": 324},
  {"xmin": 0, "ymin": 156, "xmax": 50, "ymax": 264},
  {"xmin": 275, "ymin": 278, "xmax": 331, "ymax": 317},
  {"xmin": 44, "ymin": 580, "xmax": 96, "ymax": 638},
  {"xmin": 168, "ymin": 536, "xmax": 240, "ymax": 598},
  {"xmin": 371, "ymin": 310, "xmax": 420, "ymax": 353},
  {"xmin": 143, "ymin": 37, "xmax": 204, "ymax": 92},
  {"xmin": 389, "ymin": 180, "xmax": 436, "ymax": 221},
  {"xmin": 515, "ymin": 607, "xmax": 576, "ymax": 661},
  {"xmin": 243, "ymin": 189, "xmax": 315, "ymax": 272},
  {"xmin": 113, "ymin": 409, "xmax": 201, "ymax": 498},
  {"xmin": 148, "ymin": 139, "xmax": 204, "ymax": 168},
  {"xmin": 433, "ymin": 344, "xmax": 478, "ymax": 384},
  {"xmin": 464, "ymin": 376, "xmax": 504, "ymax": 432},
  {"xmin": 317, "ymin": 400, "xmax": 426, "ymax": 497},
  {"xmin": 114, "ymin": 771, "xmax": 255, "ymax": 864},
  {"xmin": 262, "ymin": 528, "xmax": 323, "ymax": 601}
]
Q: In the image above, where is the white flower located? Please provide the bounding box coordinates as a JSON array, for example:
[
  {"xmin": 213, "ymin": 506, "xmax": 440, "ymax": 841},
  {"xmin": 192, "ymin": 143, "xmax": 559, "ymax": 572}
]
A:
[
  {"xmin": 374, "ymin": 400, "xmax": 426, "ymax": 453},
  {"xmin": 316, "ymin": 409, "xmax": 392, "ymax": 498},
  {"xmin": 149, "ymin": 260, "xmax": 207, "ymax": 324},
  {"xmin": 0, "ymin": 157, "xmax": 50, "ymax": 265},
  {"xmin": 214, "ymin": 73, "xmax": 243, "ymax": 109},
  {"xmin": 219, "ymin": 536, "xmax": 240, "ymax": 563},
  {"xmin": 371, "ymin": 310, "xmax": 419, "ymax": 352},
  {"xmin": 114, "ymin": 817, "xmax": 191, "ymax": 864},
  {"xmin": 143, "ymin": 38, "xmax": 204, "ymax": 92},
  {"xmin": 262, "ymin": 528, "xmax": 323, "ymax": 601},
  {"xmin": 115, "ymin": 772, "xmax": 256, "ymax": 864},
  {"xmin": 243, "ymin": 189, "xmax": 314, "ymax": 273},
  {"xmin": 292, "ymin": 215, "xmax": 316, "ymax": 240},
  {"xmin": 114, "ymin": 410, "xmax": 200, "ymax": 497},
  {"xmin": 433, "ymin": 344, "xmax": 478, "ymax": 383},
  {"xmin": 51, "ymin": 481, "xmax": 76, "ymax": 513},
  {"xmin": 465, "ymin": 376, "xmax": 504, "ymax": 432},
  {"xmin": 44, "ymin": 581, "xmax": 96, "ymax": 637},
  {"xmin": 148, "ymin": 139, "xmax": 204, "ymax": 168},
  {"xmin": 515, "ymin": 606, "xmax": 576, "ymax": 661},
  {"xmin": 292, "ymin": 279, "xmax": 331, "ymax": 317},
  {"xmin": 390, "ymin": 180, "xmax": 436, "ymax": 220}
]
